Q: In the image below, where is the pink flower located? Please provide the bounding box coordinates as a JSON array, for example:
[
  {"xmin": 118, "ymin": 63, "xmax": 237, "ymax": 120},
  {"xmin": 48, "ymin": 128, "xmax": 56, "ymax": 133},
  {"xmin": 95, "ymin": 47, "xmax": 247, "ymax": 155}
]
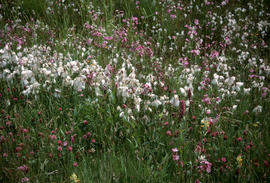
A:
[
  {"xmin": 63, "ymin": 141, "xmax": 68, "ymax": 146},
  {"xmin": 57, "ymin": 140, "xmax": 62, "ymax": 146},
  {"xmin": 170, "ymin": 14, "xmax": 177, "ymax": 19},
  {"xmin": 73, "ymin": 162, "xmax": 78, "ymax": 167},
  {"xmin": 17, "ymin": 165, "xmax": 29, "ymax": 173},
  {"xmin": 191, "ymin": 49, "xmax": 200, "ymax": 55},
  {"xmin": 104, "ymin": 36, "xmax": 113, "ymax": 41},
  {"xmin": 71, "ymin": 135, "xmax": 75, "ymax": 143},
  {"xmin": 83, "ymin": 120, "xmax": 88, "ymax": 125},
  {"xmin": 50, "ymin": 135, "xmax": 57, "ymax": 140},
  {"xmin": 173, "ymin": 154, "xmax": 179, "ymax": 161},
  {"xmin": 199, "ymin": 161, "xmax": 212, "ymax": 173},
  {"xmin": 180, "ymin": 161, "xmax": 184, "ymax": 167},
  {"xmin": 16, "ymin": 146, "xmax": 22, "ymax": 152},
  {"xmin": 5, "ymin": 121, "xmax": 11, "ymax": 126},
  {"xmin": 57, "ymin": 146, "xmax": 62, "ymax": 151},
  {"xmin": 180, "ymin": 100, "xmax": 185, "ymax": 118},
  {"xmin": 195, "ymin": 144, "xmax": 202, "ymax": 153},
  {"xmin": 221, "ymin": 157, "xmax": 226, "ymax": 163},
  {"xmin": 68, "ymin": 146, "xmax": 72, "ymax": 152},
  {"xmin": 210, "ymin": 50, "xmax": 219, "ymax": 59},
  {"xmin": 84, "ymin": 23, "xmax": 91, "ymax": 29},
  {"xmin": 264, "ymin": 160, "xmax": 269, "ymax": 168},
  {"xmin": 221, "ymin": 0, "xmax": 229, "ymax": 6},
  {"xmin": 21, "ymin": 177, "xmax": 29, "ymax": 182},
  {"xmin": 166, "ymin": 130, "xmax": 172, "ymax": 136},
  {"xmin": 49, "ymin": 153, "xmax": 53, "ymax": 159},
  {"xmin": 172, "ymin": 148, "xmax": 178, "ymax": 153},
  {"xmin": 237, "ymin": 137, "xmax": 242, "ymax": 142}
]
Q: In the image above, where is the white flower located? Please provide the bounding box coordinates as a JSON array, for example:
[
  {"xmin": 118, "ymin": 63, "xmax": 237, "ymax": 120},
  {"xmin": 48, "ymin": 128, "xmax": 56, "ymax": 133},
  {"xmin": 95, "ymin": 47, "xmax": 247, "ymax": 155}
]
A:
[
  {"xmin": 41, "ymin": 68, "xmax": 51, "ymax": 76},
  {"xmin": 225, "ymin": 76, "xmax": 235, "ymax": 86},
  {"xmin": 185, "ymin": 100, "xmax": 190, "ymax": 107},
  {"xmin": 117, "ymin": 106, "xmax": 121, "ymax": 111},
  {"xmin": 211, "ymin": 78, "xmax": 218, "ymax": 85},
  {"xmin": 118, "ymin": 86, "xmax": 129, "ymax": 98},
  {"xmin": 152, "ymin": 99, "xmax": 162, "ymax": 107},
  {"xmin": 179, "ymin": 87, "xmax": 187, "ymax": 96},
  {"xmin": 134, "ymin": 97, "xmax": 142, "ymax": 112},
  {"xmin": 119, "ymin": 111, "xmax": 125, "ymax": 118},
  {"xmin": 206, "ymin": 109, "xmax": 211, "ymax": 115},
  {"xmin": 21, "ymin": 70, "xmax": 33, "ymax": 80},
  {"xmin": 3, "ymin": 69, "xmax": 10, "ymax": 75},
  {"xmin": 73, "ymin": 76, "xmax": 85, "ymax": 90},
  {"xmin": 235, "ymin": 82, "xmax": 244, "ymax": 91},
  {"xmin": 243, "ymin": 88, "xmax": 251, "ymax": 94},
  {"xmin": 198, "ymin": 155, "xmax": 206, "ymax": 161},
  {"xmin": 95, "ymin": 87, "xmax": 103, "ymax": 97},
  {"xmin": 127, "ymin": 108, "xmax": 132, "ymax": 115},
  {"xmin": 54, "ymin": 89, "xmax": 61, "ymax": 98},
  {"xmin": 170, "ymin": 95, "xmax": 179, "ymax": 107},
  {"xmin": 252, "ymin": 105, "xmax": 262, "ymax": 113}
]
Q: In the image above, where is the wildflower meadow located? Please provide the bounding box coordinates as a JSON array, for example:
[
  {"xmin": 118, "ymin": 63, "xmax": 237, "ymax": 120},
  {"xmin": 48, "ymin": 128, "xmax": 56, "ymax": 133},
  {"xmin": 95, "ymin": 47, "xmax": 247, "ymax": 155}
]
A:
[{"xmin": 0, "ymin": 0, "xmax": 270, "ymax": 182}]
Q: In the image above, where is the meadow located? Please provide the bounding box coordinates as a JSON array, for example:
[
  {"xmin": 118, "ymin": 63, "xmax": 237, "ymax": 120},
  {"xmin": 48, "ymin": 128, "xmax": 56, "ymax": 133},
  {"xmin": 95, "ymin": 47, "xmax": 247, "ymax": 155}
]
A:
[{"xmin": 0, "ymin": 0, "xmax": 270, "ymax": 182}]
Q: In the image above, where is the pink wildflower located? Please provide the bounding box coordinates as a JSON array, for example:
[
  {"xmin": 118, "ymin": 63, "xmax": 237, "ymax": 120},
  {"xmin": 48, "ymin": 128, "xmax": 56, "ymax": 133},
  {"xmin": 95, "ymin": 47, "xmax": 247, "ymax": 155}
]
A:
[
  {"xmin": 199, "ymin": 161, "xmax": 212, "ymax": 173},
  {"xmin": 50, "ymin": 135, "xmax": 57, "ymax": 140},
  {"xmin": 17, "ymin": 165, "xmax": 29, "ymax": 173},
  {"xmin": 21, "ymin": 177, "xmax": 29, "ymax": 182},
  {"xmin": 210, "ymin": 50, "xmax": 219, "ymax": 59},
  {"xmin": 57, "ymin": 140, "xmax": 62, "ymax": 146},
  {"xmin": 63, "ymin": 141, "xmax": 68, "ymax": 146},
  {"xmin": 179, "ymin": 100, "xmax": 185, "ymax": 118},
  {"xmin": 166, "ymin": 130, "xmax": 172, "ymax": 136},
  {"xmin": 73, "ymin": 162, "xmax": 78, "ymax": 167},
  {"xmin": 68, "ymin": 146, "xmax": 72, "ymax": 152},
  {"xmin": 57, "ymin": 146, "xmax": 62, "ymax": 151},
  {"xmin": 170, "ymin": 14, "xmax": 177, "ymax": 19},
  {"xmin": 104, "ymin": 36, "xmax": 113, "ymax": 41},
  {"xmin": 173, "ymin": 154, "xmax": 180, "ymax": 161},
  {"xmin": 172, "ymin": 148, "xmax": 178, "ymax": 153},
  {"xmin": 221, "ymin": 157, "xmax": 227, "ymax": 163}
]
